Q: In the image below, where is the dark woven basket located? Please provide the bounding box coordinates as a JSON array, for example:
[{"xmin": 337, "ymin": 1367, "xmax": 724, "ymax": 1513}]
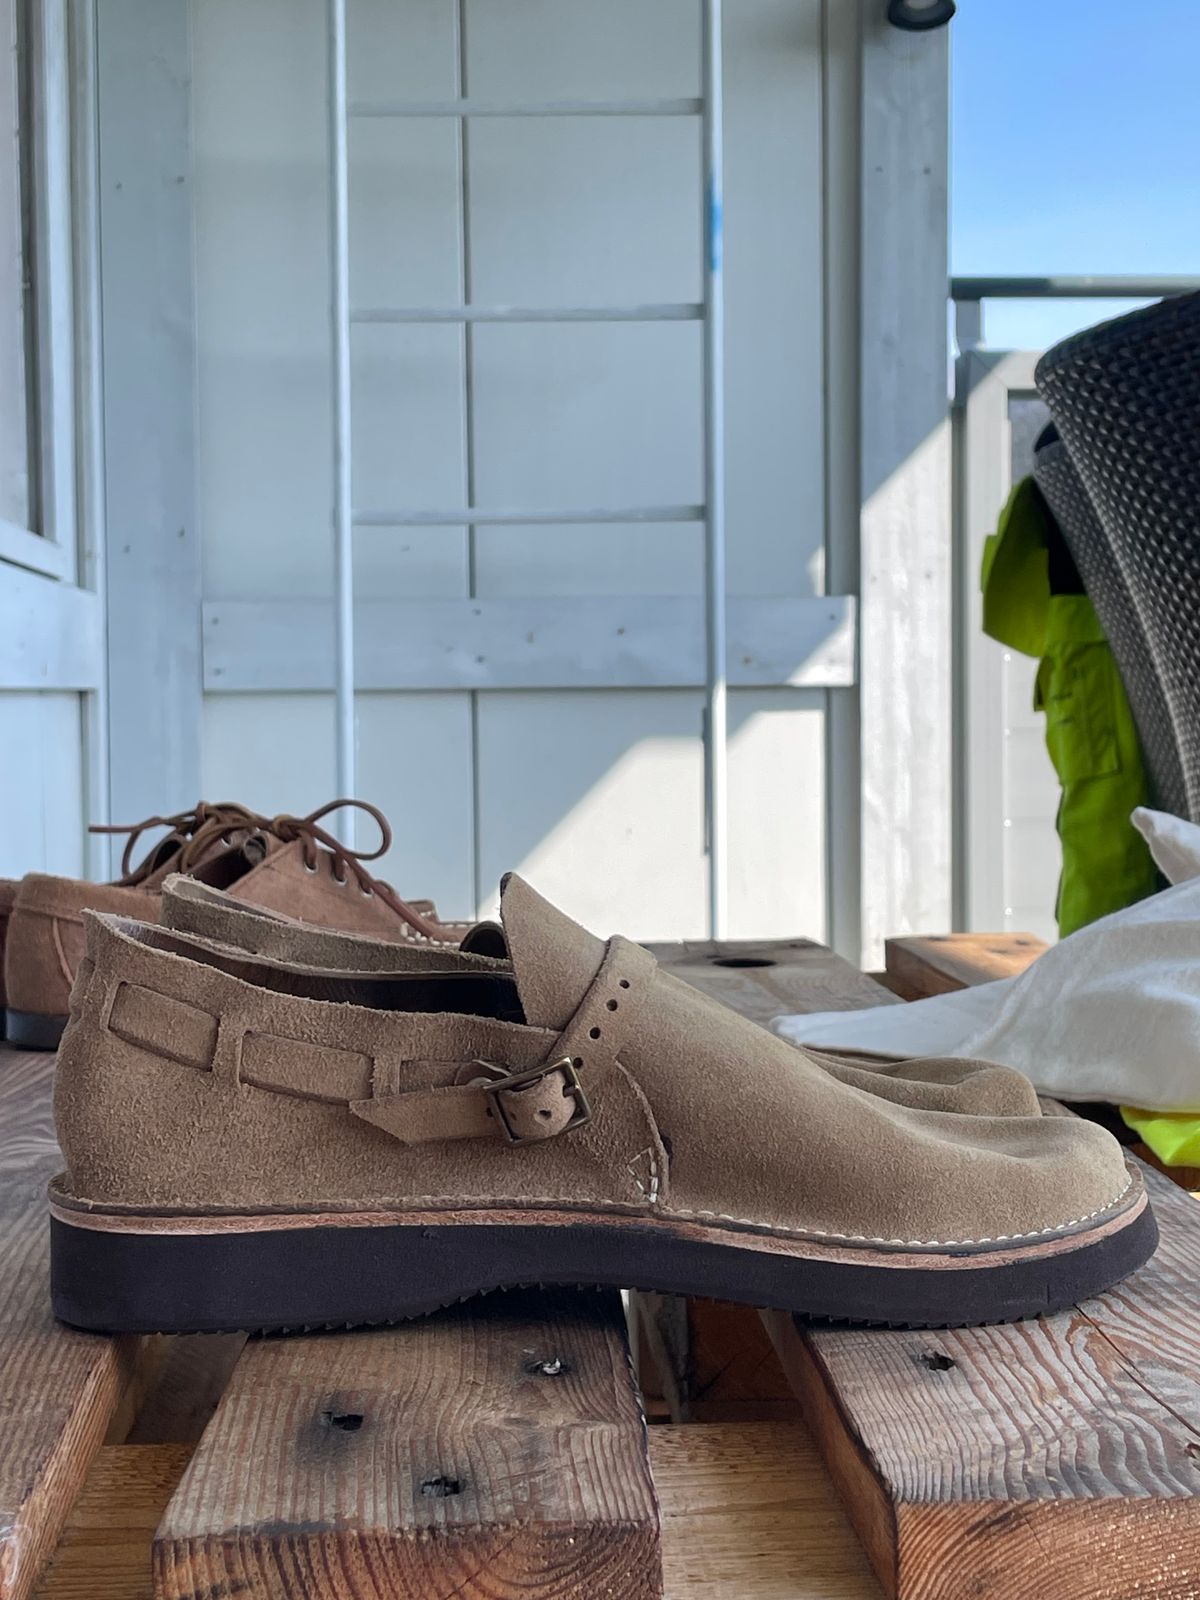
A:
[
  {"xmin": 1033, "ymin": 429, "xmax": 1188, "ymax": 816},
  {"xmin": 1035, "ymin": 290, "xmax": 1200, "ymax": 819}
]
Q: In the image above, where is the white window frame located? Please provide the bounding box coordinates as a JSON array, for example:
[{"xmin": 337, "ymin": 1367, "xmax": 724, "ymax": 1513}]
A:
[{"xmin": 0, "ymin": 0, "xmax": 78, "ymax": 581}]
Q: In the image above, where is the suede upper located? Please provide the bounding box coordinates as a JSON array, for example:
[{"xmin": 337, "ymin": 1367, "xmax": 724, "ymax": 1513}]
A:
[
  {"xmin": 52, "ymin": 874, "xmax": 1137, "ymax": 1251},
  {"xmin": 158, "ymin": 876, "xmax": 1045, "ymax": 1120}
]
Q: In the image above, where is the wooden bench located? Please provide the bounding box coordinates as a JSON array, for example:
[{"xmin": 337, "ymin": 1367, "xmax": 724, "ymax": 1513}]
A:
[{"xmin": 3, "ymin": 934, "xmax": 1199, "ymax": 1599}]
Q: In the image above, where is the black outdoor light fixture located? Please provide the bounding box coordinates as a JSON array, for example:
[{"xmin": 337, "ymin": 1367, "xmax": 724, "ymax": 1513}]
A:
[{"xmin": 887, "ymin": 0, "xmax": 956, "ymax": 29}]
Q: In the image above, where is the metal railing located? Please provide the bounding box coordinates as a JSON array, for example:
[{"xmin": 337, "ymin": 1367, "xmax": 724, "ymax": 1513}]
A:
[{"xmin": 951, "ymin": 274, "xmax": 1200, "ymax": 350}]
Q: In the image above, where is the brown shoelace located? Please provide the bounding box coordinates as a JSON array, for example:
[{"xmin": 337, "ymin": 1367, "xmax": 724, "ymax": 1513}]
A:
[{"xmin": 90, "ymin": 798, "xmax": 445, "ymax": 939}]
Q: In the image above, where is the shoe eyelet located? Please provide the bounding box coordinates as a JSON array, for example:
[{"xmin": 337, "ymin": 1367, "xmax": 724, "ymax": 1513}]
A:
[
  {"xmin": 360, "ymin": 884, "xmax": 373, "ymax": 897},
  {"xmin": 303, "ymin": 860, "xmax": 318, "ymax": 875},
  {"xmin": 606, "ymin": 999, "xmax": 618, "ymax": 1011},
  {"xmin": 589, "ymin": 1026, "xmax": 601, "ymax": 1040},
  {"xmin": 619, "ymin": 979, "xmax": 631, "ymax": 989}
]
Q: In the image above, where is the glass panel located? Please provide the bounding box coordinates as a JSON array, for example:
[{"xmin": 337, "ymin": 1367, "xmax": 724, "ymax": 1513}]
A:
[
  {"xmin": 0, "ymin": 0, "xmax": 35, "ymax": 531},
  {"xmin": 1008, "ymin": 394, "xmax": 1051, "ymax": 482}
]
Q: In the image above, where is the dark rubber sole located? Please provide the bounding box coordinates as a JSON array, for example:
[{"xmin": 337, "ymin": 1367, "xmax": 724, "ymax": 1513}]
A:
[
  {"xmin": 50, "ymin": 1198, "xmax": 1158, "ymax": 1336},
  {"xmin": 5, "ymin": 1009, "xmax": 66, "ymax": 1050}
]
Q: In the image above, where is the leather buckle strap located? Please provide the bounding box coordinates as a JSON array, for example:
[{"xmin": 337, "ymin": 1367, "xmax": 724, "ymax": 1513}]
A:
[
  {"xmin": 479, "ymin": 1057, "xmax": 592, "ymax": 1145},
  {"xmin": 350, "ymin": 1053, "xmax": 590, "ymax": 1146}
]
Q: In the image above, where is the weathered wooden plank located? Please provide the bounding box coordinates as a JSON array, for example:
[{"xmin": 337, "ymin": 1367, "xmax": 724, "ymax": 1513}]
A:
[
  {"xmin": 646, "ymin": 938, "xmax": 899, "ymax": 1029},
  {"xmin": 39, "ymin": 1426, "xmax": 881, "ymax": 1600},
  {"xmin": 33, "ymin": 1444, "xmax": 190, "ymax": 1600},
  {"xmin": 765, "ymin": 1162, "xmax": 1200, "ymax": 1600},
  {"xmin": 653, "ymin": 1421, "xmax": 882, "ymax": 1600},
  {"xmin": 0, "ymin": 1052, "xmax": 146, "ymax": 1600},
  {"xmin": 123, "ymin": 1336, "xmax": 247, "ymax": 1447},
  {"xmin": 884, "ymin": 932, "xmax": 1046, "ymax": 1000},
  {"xmin": 155, "ymin": 1289, "xmax": 660, "ymax": 1600}
]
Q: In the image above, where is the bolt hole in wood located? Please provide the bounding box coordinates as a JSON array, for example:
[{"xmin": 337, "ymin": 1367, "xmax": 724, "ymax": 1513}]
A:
[
  {"xmin": 917, "ymin": 1350, "xmax": 957, "ymax": 1372},
  {"xmin": 711, "ymin": 956, "xmax": 776, "ymax": 968},
  {"xmin": 322, "ymin": 1411, "xmax": 364, "ymax": 1431},
  {"xmin": 421, "ymin": 1475, "xmax": 464, "ymax": 1498}
]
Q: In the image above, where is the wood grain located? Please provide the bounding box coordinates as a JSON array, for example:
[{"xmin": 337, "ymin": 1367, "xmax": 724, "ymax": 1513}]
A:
[
  {"xmin": 646, "ymin": 938, "xmax": 899, "ymax": 1029},
  {"xmin": 0, "ymin": 1051, "xmax": 147, "ymax": 1600},
  {"xmin": 766, "ymin": 1170, "xmax": 1200, "ymax": 1597},
  {"xmin": 33, "ymin": 1445, "xmax": 190, "ymax": 1600},
  {"xmin": 155, "ymin": 1288, "xmax": 660, "ymax": 1600},
  {"xmin": 36, "ymin": 1426, "xmax": 881, "ymax": 1600},
  {"xmin": 884, "ymin": 932, "xmax": 1046, "ymax": 1000},
  {"xmin": 122, "ymin": 1336, "xmax": 247, "ymax": 1446}
]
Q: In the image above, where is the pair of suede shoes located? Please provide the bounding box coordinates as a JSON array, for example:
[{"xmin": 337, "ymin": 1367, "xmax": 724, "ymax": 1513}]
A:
[
  {"xmin": 50, "ymin": 866, "xmax": 1157, "ymax": 1335},
  {"xmin": 1, "ymin": 799, "xmax": 466, "ymax": 1049}
]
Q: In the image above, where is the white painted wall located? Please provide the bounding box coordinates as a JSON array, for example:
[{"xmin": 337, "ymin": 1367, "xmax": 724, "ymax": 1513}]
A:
[
  {"xmin": 0, "ymin": 694, "xmax": 86, "ymax": 879},
  {"xmin": 192, "ymin": 0, "xmax": 840, "ymax": 939}
]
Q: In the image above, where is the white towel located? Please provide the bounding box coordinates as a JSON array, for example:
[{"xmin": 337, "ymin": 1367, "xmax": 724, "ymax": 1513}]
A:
[{"xmin": 771, "ymin": 808, "xmax": 1200, "ymax": 1112}]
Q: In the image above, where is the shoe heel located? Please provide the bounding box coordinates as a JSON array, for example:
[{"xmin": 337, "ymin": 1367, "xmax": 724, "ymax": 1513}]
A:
[{"xmin": 5, "ymin": 1009, "xmax": 67, "ymax": 1050}]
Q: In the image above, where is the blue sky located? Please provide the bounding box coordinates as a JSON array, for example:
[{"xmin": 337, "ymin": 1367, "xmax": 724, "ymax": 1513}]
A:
[{"xmin": 952, "ymin": 0, "xmax": 1200, "ymax": 349}]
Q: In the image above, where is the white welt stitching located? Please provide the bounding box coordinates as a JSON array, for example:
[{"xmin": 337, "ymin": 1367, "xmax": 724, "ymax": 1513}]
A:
[
  {"xmin": 663, "ymin": 1175, "xmax": 1137, "ymax": 1248},
  {"xmin": 377, "ymin": 1174, "xmax": 1136, "ymax": 1250}
]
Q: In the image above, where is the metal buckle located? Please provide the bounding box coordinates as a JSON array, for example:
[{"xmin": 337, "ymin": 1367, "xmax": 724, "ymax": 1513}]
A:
[{"xmin": 480, "ymin": 1057, "xmax": 592, "ymax": 1146}]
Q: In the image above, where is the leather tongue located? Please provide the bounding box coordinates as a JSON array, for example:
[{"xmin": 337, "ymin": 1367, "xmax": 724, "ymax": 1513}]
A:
[{"xmin": 497, "ymin": 873, "xmax": 606, "ymax": 1030}]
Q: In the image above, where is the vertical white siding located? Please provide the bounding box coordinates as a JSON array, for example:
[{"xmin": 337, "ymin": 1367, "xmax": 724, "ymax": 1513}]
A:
[{"xmin": 191, "ymin": 0, "xmax": 841, "ymax": 938}]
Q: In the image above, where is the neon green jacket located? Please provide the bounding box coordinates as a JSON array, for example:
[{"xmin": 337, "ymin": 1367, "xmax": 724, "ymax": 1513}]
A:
[
  {"xmin": 980, "ymin": 477, "xmax": 1158, "ymax": 936},
  {"xmin": 981, "ymin": 479, "xmax": 1186, "ymax": 1164}
]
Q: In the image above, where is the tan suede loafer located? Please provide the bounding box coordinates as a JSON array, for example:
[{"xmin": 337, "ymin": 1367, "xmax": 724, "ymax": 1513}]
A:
[
  {"xmin": 158, "ymin": 875, "xmax": 1047, "ymax": 1120},
  {"xmin": 49, "ymin": 875, "xmax": 1156, "ymax": 1334},
  {"xmin": 4, "ymin": 800, "xmax": 463, "ymax": 1049}
]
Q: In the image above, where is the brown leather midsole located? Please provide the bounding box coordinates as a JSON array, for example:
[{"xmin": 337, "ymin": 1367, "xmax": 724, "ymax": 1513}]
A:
[{"xmin": 48, "ymin": 1176, "xmax": 1147, "ymax": 1272}]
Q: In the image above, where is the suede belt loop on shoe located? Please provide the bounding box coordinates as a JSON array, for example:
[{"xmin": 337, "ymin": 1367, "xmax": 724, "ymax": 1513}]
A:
[{"xmin": 209, "ymin": 1016, "xmax": 246, "ymax": 1086}]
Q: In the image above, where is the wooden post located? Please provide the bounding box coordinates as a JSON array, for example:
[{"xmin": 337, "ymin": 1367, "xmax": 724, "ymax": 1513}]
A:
[
  {"xmin": 765, "ymin": 1162, "xmax": 1200, "ymax": 1600},
  {"xmin": 0, "ymin": 1054, "xmax": 147, "ymax": 1600},
  {"xmin": 155, "ymin": 1288, "xmax": 661, "ymax": 1600},
  {"xmin": 884, "ymin": 931, "xmax": 1047, "ymax": 999}
]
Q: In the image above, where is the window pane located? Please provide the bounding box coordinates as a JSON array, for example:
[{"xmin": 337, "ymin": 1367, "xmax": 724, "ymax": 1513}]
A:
[{"xmin": 0, "ymin": 0, "xmax": 34, "ymax": 531}]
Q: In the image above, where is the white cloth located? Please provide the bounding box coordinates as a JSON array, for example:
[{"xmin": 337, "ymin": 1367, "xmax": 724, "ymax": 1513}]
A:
[
  {"xmin": 771, "ymin": 809, "xmax": 1200, "ymax": 1112},
  {"xmin": 1132, "ymin": 805, "xmax": 1200, "ymax": 884}
]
